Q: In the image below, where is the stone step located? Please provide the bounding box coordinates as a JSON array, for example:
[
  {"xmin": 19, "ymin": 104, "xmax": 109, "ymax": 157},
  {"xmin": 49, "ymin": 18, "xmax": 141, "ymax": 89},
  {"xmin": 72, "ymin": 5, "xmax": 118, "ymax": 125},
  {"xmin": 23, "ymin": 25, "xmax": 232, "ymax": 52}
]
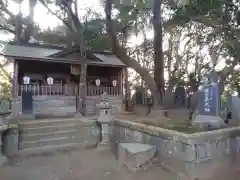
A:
[
  {"xmin": 19, "ymin": 135, "xmax": 89, "ymax": 150},
  {"xmin": 19, "ymin": 118, "xmax": 90, "ymax": 129},
  {"xmin": 19, "ymin": 129, "xmax": 87, "ymax": 142},
  {"xmin": 19, "ymin": 123, "xmax": 91, "ymax": 134},
  {"xmin": 18, "ymin": 142, "xmax": 89, "ymax": 156}
]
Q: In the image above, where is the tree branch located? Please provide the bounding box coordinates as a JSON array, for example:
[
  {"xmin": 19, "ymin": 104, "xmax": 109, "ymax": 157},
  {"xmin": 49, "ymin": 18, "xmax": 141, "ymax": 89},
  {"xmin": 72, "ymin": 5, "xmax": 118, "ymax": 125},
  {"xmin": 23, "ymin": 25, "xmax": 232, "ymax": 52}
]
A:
[
  {"xmin": 38, "ymin": 0, "xmax": 75, "ymax": 33},
  {"xmin": 0, "ymin": 24, "xmax": 15, "ymax": 34},
  {"xmin": 0, "ymin": 0, "xmax": 15, "ymax": 19}
]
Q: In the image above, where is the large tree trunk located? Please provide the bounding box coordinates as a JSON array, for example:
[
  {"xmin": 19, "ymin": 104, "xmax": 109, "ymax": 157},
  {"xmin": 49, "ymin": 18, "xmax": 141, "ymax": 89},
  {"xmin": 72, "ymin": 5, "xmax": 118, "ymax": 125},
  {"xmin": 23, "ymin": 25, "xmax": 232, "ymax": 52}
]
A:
[
  {"xmin": 15, "ymin": 2, "xmax": 22, "ymax": 43},
  {"xmin": 104, "ymin": 0, "xmax": 159, "ymax": 104},
  {"xmin": 21, "ymin": 0, "xmax": 37, "ymax": 43},
  {"xmin": 152, "ymin": 0, "xmax": 164, "ymax": 103}
]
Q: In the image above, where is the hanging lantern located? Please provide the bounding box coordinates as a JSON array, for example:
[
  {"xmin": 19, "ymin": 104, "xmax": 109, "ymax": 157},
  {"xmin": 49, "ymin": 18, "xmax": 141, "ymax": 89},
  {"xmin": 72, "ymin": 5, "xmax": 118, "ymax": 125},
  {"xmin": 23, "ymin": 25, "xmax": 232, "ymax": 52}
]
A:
[
  {"xmin": 95, "ymin": 79, "xmax": 101, "ymax": 86},
  {"xmin": 47, "ymin": 77, "xmax": 54, "ymax": 85},
  {"xmin": 23, "ymin": 76, "xmax": 30, "ymax": 85},
  {"xmin": 112, "ymin": 80, "xmax": 117, "ymax": 87}
]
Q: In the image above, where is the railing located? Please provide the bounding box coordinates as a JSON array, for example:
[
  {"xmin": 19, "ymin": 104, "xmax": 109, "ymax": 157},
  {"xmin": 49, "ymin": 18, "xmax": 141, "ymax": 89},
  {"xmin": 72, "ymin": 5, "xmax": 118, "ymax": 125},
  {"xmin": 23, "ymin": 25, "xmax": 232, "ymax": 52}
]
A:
[
  {"xmin": 86, "ymin": 85, "xmax": 121, "ymax": 96},
  {"xmin": 17, "ymin": 84, "xmax": 121, "ymax": 96},
  {"xmin": 18, "ymin": 85, "xmax": 77, "ymax": 96}
]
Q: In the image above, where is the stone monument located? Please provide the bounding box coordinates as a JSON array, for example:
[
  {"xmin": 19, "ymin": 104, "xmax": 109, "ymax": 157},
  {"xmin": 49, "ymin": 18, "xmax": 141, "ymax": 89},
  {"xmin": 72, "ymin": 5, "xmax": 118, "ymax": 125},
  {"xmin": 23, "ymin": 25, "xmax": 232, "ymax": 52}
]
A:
[
  {"xmin": 174, "ymin": 85, "xmax": 186, "ymax": 108},
  {"xmin": 96, "ymin": 92, "xmax": 113, "ymax": 144},
  {"xmin": 192, "ymin": 72, "xmax": 225, "ymax": 128}
]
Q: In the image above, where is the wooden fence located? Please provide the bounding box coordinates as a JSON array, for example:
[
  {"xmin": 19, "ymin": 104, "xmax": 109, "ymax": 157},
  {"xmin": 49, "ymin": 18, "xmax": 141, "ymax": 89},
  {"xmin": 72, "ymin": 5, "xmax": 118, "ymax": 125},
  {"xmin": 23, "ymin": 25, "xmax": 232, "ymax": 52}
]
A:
[{"xmin": 17, "ymin": 84, "xmax": 121, "ymax": 97}]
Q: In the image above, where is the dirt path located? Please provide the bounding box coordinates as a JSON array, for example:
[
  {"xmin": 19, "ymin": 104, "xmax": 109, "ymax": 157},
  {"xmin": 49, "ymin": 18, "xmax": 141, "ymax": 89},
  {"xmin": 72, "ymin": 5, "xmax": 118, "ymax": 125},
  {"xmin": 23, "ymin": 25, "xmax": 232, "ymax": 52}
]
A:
[{"xmin": 0, "ymin": 147, "xmax": 177, "ymax": 180}]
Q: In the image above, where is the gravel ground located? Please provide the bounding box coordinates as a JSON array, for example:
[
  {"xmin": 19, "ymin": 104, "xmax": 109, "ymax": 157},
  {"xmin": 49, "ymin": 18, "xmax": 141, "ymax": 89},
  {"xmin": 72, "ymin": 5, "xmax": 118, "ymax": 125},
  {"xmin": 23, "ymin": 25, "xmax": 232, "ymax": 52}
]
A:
[{"xmin": 0, "ymin": 146, "xmax": 177, "ymax": 180}]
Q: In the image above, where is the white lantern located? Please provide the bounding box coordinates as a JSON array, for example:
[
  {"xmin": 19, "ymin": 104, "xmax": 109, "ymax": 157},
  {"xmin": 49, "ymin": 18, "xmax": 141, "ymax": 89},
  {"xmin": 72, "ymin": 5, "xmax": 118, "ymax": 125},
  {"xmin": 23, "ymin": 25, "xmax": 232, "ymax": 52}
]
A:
[
  {"xmin": 112, "ymin": 80, "xmax": 117, "ymax": 87},
  {"xmin": 47, "ymin": 77, "xmax": 54, "ymax": 85},
  {"xmin": 23, "ymin": 76, "xmax": 30, "ymax": 85},
  {"xmin": 95, "ymin": 79, "xmax": 101, "ymax": 86}
]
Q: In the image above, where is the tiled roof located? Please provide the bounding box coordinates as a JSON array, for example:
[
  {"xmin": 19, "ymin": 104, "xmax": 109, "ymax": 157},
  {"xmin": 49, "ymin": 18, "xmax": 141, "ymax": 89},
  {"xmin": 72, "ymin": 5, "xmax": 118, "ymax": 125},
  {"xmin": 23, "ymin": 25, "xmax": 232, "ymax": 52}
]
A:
[
  {"xmin": 93, "ymin": 53, "xmax": 125, "ymax": 66},
  {"xmin": 0, "ymin": 43, "xmax": 126, "ymax": 67},
  {"xmin": 0, "ymin": 42, "xmax": 62, "ymax": 58}
]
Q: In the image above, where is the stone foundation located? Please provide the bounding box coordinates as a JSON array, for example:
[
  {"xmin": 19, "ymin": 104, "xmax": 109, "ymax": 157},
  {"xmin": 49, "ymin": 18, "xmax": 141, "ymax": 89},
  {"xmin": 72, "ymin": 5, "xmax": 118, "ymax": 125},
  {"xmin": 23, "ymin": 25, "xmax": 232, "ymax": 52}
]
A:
[
  {"xmin": 110, "ymin": 119, "xmax": 240, "ymax": 180},
  {"xmin": 11, "ymin": 95, "xmax": 124, "ymax": 118}
]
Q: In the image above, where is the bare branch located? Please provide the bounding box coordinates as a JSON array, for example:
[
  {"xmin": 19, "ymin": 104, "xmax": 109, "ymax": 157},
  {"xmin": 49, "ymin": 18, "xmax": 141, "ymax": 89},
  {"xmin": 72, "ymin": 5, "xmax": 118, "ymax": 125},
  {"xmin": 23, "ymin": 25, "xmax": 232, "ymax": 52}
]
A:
[
  {"xmin": 0, "ymin": 24, "xmax": 15, "ymax": 34},
  {"xmin": 0, "ymin": 0, "xmax": 15, "ymax": 19},
  {"xmin": 38, "ymin": 0, "xmax": 75, "ymax": 33}
]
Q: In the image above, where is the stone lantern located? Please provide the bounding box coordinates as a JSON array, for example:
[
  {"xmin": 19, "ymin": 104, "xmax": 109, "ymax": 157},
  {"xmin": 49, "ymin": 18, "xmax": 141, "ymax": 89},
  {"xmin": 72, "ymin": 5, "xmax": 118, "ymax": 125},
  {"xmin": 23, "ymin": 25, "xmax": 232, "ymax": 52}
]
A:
[
  {"xmin": 96, "ymin": 92, "xmax": 113, "ymax": 144},
  {"xmin": 0, "ymin": 123, "xmax": 8, "ymax": 165}
]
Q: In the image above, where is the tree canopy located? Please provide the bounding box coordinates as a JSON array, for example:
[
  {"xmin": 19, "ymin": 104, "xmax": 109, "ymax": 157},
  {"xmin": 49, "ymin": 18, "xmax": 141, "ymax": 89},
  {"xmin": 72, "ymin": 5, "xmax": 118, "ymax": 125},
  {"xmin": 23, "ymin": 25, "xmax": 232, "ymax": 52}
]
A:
[{"xmin": 0, "ymin": 0, "xmax": 240, "ymax": 101}]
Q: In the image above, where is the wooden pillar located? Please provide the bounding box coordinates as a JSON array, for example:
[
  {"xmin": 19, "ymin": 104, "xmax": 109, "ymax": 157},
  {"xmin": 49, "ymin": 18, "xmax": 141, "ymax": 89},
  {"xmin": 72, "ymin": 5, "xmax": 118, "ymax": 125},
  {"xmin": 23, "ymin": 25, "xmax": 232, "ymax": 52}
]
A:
[
  {"xmin": 119, "ymin": 68, "xmax": 124, "ymax": 94},
  {"xmin": 124, "ymin": 67, "xmax": 129, "ymax": 111},
  {"xmin": 12, "ymin": 59, "xmax": 18, "ymax": 98}
]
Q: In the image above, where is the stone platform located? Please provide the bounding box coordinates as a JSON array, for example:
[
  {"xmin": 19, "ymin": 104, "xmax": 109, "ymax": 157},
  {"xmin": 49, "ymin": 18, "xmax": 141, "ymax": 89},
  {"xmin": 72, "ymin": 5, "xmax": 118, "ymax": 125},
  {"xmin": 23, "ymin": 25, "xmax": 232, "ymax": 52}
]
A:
[{"xmin": 110, "ymin": 119, "xmax": 240, "ymax": 180}]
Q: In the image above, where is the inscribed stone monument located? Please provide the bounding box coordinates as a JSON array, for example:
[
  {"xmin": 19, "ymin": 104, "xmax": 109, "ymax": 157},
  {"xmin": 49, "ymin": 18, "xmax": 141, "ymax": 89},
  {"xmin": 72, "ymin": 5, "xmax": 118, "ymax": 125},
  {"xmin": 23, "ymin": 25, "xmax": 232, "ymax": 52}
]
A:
[{"xmin": 192, "ymin": 72, "xmax": 224, "ymax": 128}]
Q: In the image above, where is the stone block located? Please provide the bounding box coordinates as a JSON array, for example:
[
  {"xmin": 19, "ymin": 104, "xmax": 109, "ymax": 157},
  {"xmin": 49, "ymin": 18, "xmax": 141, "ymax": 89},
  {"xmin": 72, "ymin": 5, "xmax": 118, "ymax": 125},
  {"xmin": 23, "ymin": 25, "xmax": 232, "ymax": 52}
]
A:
[{"xmin": 117, "ymin": 143, "xmax": 156, "ymax": 171}]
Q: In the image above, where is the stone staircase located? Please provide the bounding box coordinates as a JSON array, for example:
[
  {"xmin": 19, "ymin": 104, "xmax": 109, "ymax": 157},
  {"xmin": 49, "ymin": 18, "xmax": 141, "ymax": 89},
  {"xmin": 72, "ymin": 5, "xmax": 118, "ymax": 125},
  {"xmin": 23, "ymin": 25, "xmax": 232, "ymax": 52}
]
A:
[{"xmin": 18, "ymin": 118, "xmax": 100, "ymax": 155}]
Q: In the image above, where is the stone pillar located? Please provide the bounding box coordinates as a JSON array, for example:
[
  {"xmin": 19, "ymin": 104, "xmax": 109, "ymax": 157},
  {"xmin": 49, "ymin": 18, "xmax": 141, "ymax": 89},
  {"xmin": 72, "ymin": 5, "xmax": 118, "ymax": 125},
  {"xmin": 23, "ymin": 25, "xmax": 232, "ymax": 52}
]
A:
[{"xmin": 0, "ymin": 125, "xmax": 7, "ymax": 166}]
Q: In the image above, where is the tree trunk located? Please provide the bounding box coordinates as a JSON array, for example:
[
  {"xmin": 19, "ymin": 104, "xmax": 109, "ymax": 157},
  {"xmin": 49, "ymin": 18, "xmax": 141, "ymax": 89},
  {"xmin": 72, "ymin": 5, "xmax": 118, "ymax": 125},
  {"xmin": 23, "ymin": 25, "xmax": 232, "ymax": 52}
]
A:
[
  {"xmin": 104, "ymin": 0, "xmax": 159, "ymax": 104},
  {"xmin": 152, "ymin": 0, "xmax": 164, "ymax": 103},
  {"xmin": 15, "ymin": 3, "xmax": 22, "ymax": 43},
  {"xmin": 21, "ymin": 0, "xmax": 37, "ymax": 43}
]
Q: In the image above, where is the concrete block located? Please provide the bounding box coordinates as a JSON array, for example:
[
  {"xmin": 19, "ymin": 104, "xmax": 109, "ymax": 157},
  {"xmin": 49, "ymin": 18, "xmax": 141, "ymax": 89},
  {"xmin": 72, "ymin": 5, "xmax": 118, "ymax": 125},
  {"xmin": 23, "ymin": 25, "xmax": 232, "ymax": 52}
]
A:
[{"xmin": 117, "ymin": 143, "xmax": 156, "ymax": 171}]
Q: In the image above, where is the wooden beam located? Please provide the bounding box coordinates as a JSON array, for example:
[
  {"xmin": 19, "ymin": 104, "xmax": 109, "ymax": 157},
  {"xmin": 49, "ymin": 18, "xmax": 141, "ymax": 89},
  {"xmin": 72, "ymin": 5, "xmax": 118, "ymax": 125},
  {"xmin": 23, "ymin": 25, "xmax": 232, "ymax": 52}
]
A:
[{"xmin": 12, "ymin": 58, "xmax": 18, "ymax": 98}]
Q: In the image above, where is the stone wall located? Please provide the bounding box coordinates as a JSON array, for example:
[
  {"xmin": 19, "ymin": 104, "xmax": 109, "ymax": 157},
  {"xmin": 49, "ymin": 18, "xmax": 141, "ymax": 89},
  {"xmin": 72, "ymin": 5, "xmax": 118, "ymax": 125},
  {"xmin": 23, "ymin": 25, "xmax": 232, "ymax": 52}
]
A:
[
  {"xmin": 11, "ymin": 95, "xmax": 124, "ymax": 117},
  {"xmin": 111, "ymin": 119, "xmax": 240, "ymax": 180},
  {"xmin": 12, "ymin": 96, "xmax": 76, "ymax": 117}
]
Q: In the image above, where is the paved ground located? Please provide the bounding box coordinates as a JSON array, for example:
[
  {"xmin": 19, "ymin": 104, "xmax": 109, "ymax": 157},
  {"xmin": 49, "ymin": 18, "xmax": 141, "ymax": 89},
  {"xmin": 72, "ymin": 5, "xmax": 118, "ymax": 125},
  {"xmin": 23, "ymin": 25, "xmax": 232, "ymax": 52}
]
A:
[{"xmin": 0, "ymin": 147, "xmax": 177, "ymax": 180}]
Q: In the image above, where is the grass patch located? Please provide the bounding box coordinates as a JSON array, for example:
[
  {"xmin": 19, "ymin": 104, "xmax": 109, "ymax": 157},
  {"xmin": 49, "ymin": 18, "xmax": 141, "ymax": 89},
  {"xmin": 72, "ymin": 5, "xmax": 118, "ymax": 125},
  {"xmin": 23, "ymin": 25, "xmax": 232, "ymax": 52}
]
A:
[{"xmin": 139, "ymin": 120, "xmax": 201, "ymax": 133}]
